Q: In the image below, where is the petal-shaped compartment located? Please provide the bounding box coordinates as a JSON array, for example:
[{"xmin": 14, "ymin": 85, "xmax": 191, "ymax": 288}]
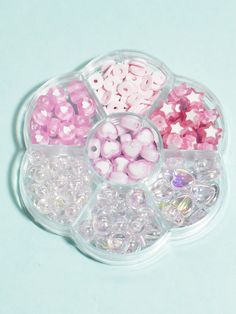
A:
[
  {"xmin": 19, "ymin": 146, "xmax": 97, "ymax": 236},
  {"xmin": 23, "ymin": 72, "xmax": 105, "ymax": 147},
  {"xmin": 148, "ymin": 149, "xmax": 225, "ymax": 240},
  {"xmin": 148, "ymin": 76, "xmax": 226, "ymax": 152},
  {"xmin": 82, "ymin": 50, "xmax": 173, "ymax": 116},
  {"xmin": 71, "ymin": 183, "xmax": 169, "ymax": 265}
]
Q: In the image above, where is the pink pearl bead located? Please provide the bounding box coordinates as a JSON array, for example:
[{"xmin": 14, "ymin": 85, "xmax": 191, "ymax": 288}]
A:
[{"xmin": 54, "ymin": 102, "xmax": 74, "ymax": 121}]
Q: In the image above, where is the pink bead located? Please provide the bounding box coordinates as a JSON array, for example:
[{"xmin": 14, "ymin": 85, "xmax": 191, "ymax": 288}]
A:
[
  {"xmin": 117, "ymin": 82, "xmax": 135, "ymax": 97},
  {"xmin": 36, "ymin": 95, "xmax": 54, "ymax": 112},
  {"xmin": 76, "ymin": 125, "xmax": 91, "ymax": 138},
  {"xmin": 73, "ymin": 115, "xmax": 90, "ymax": 127},
  {"xmin": 120, "ymin": 115, "xmax": 141, "ymax": 132},
  {"xmin": 122, "ymin": 140, "xmax": 142, "ymax": 160},
  {"xmin": 88, "ymin": 73, "xmax": 104, "ymax": 89},
  {"xmin": 109, "ymin": 172, "xmax": 129, "ymax": 184},
  {"xmin": 47, "ymin": 118, "xmax": 60, "ymax": 137},
  {"xmin": 77, "ymin": 97, "xmax": 95, "ymax": 117},
  {"xmin": 101, "ymin": 60, "xmax": 115, "ymax": 73},
  {"xmin": 54, "ymin": 102, "xmax": 74, "ymax": 121},
  {"xmin": 127, "ymin": 160, "xmax": 152, "ymax": 180},
  {"xmin": 97, "ymin": 122, "xmax": 118, "ymax": 140},
  {"xmin": 101, "ymin": 140, "xmax": 121, "ymax": 159},
  {"xmin": 49, "ymin": 138, "xmax": 61, "ymax": 145},
  {"xmin": 112, "ymin": 63, "xmax": 128, "ymax": 79},
  {"xmin": 30, "ymin": 119, "xmax": 42, "ymax": 132},
  {"xmin": 129, "ymin": 60, "xmax": 147, "ymax": 77},
  {"xmin": 113, "ymin": 156, "xmax": 129, "ymax": 172},
  {"xmin": 32, "ymin": 105, "xmax": 52, "ymax": 126},
  {"xmin": 140, "ymin": 75, "xmax": 152, "ymax": 91},
  {"xmin": 120, "ymin": 133, "xmax": 132, "ymax": 143},
  {"xmin": 94, "ymin": 159, "xmax": 112, "ymax": 177},
  {"xmin": 58, "ymin": 121, "xmax": 76, "ymax": 143},
  {"xmin": 106, "ymin": 101, "xmax": 129, "ymax": 113},
  {"xmin": 67, "ymin": 81, "xmax": 85, "ymax": 94},
  {"xmin": 134, "ymin": 128, "xmax": 154, "ymax": 146},
  {"xmin": 151, "ymin": 71, "xmax": 166, "ymax": 89},
  {"xmin": 31, "ymin": 129, "xmax": 49, "ymax": 145},
  {"xmin": 48, "ymin": 86, "xmax": 66, "ymax": 104},
  {"xmin": 116, "ymin": 125, "xmax": 127, "ymax": 136},
  {"xmin": 88, "ymin": 138, "xmax": 101, "ymax": 159},
  {"xmin": 140, "ymin": 146, "xmax": 159, "ymax": 162},
  {"xmin": 103, "ymin": 77, "xmax": 117, "ymax": 91}
]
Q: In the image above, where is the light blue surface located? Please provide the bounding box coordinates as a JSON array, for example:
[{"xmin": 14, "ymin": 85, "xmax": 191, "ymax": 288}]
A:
[{"xmin": 0, "ymin": 1, "xmax": 235, "ymax": 313}]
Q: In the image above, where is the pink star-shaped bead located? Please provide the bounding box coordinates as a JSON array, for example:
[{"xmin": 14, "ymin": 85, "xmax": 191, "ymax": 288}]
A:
[
  {"xmin": 186, "ymin": 89, "xmax": 203, "ymax": 103},
  {"xmin": 171, "ymin": 122, "xmax": 184, "ymax": 135}
]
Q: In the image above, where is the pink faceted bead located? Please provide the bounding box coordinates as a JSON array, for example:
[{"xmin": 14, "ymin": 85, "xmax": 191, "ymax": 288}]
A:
[
  {"xmin": 54, "ymin": 102, "xmax": 74, "ymax": 121},
  {"xmin": 88, "ymin": 138, "xmax": 101, "ymax": 159},
  {"xmin": 77, "ymin": 97, "xmax": 95, "ymax": 117},
  {"xmin": 47, "ymin": 117, "xmax": 60, "ymax": 137},
  {"xmin": 32, "ymin": 105, "xmax": 52, "ymax": 126},
  {"xmin": 31, "ymin": 129, "xmax": 49, "ymax": 145},
  {"xmin": 30, "ymin": 119, "xmax": 43, "ymax": 132},
  {"xmin": 67, "ymin": 81, "xmax": 86, "ymax": 94},
  {"xmin": 73, "ymin": 115, "xmax": 90, "ymax": 127},
  {"xmin": 76, "ymin": 125, "xmax": 91, "ymax": 138},
  {"xmin": 58, "ymin": 121, "xmax": 76, "ymax": 143},
  {"xmin": 36, "ymin": 95, "xmax": 54, "ymax": 112},
  {"xmin": 48, "ymin": 86, "xmax": 66, "ymax": 105}
]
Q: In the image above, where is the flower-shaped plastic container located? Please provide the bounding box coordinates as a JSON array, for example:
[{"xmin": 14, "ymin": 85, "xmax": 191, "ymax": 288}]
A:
[{"xmin": 18, "ymin": 50, "xmax": 228, "ymax": 266}]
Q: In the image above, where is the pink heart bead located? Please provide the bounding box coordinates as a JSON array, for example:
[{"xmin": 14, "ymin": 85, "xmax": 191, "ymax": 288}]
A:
[
  {"xmin": 88, "ymin": 138, "xmax": 101, "ymax": 159},
  {"xmin": 134, "ymin": 128, "xmax": 154, "ymax": 146},
  {"xmin": 120, "ymin": 133, "xmax": 132, "ymax": 143},
  {"xmin": 101, "ymin": 140, "xmax": 121, "ymax": 159},
  {"xmin": 97, "ymin": 122, "xmax": 118, "ymax": 140},
  {"xmin": 122, "ymin": 139, "xmax": 142, "ymax": 160},
  {"xmin": 127, "ymin": 160, "xmax": 153, "ymax": 180},
  {"xmin": 109, "ymin": 172, "xmax": 129, "ymax": 184},
  {"xmin": 120, "ymin": 115, "xmax": 141, "ymax": 132},
  {"xmin": 77, "ymin": 97, "xmax": 96, "ymax": 117},
  {"xmin": 32, "ymin": 105, "xmax": 52, "ymax": 126},
  {"xmin": 54, "ymin": 102, "xmax": 74, "ymax": 121},
  {"xmin": 31, "ymin": 129, "xmax": 49, "ymax": 145},
  {"xmin": 94, "ymin": 159, "xmax": 112, "ymax": 177},
  {"xmin": 113, "ymin": 156, "xmax": 129, "ymax": 172},
  {"xmin": 47, "ymin": 117, "xmax": 60, "ymax": 137},
  {"xmin": 140, "ymin": 146, "xmax": 160, "ymax": 162},
  {"xmin": 116, "ymin": 125, "xmax": 127, "ymax": 136}
]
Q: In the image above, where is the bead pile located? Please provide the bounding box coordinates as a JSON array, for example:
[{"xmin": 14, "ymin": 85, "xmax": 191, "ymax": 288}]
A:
[
  {"xmin": 149, "ymin": 83, "xmax": 222, "ymax": 150},
  {"xmin": 30, "ymin": 81, "xmax": 96, "ymax": 145},
  {"xmin": 87, "ymin": 114, "xmax": 161, "ymax": 184},
  {"xmin": 22, "ymin": 150, "xmax": 93, "ymax": 227},
  {"xmin": 151, "ymin": 154, "xmax": 220, "ymax": 227},
  {"xmin": 88, "ymin": 58, "xmax": 166, "ymax": 114},
  {"xmin": 73, "ymin": 185, "xmax": 165, "ymax": 254}
]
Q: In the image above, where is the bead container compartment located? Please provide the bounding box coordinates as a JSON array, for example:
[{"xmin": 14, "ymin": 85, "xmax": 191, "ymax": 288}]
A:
[{"xmin": 18, "ymin": 50, "xmax": 227, "ymax": 265}]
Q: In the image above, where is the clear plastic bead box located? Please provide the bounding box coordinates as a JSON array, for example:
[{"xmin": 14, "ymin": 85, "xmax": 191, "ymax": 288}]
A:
[{"xmin": 18, "ymin": 50, "xmax": 227, "ymax": 266}]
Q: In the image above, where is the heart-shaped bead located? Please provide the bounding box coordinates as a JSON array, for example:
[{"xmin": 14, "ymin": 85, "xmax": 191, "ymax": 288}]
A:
[
  {"xmin": 97, "ymin": 122, "xmax": 118, "ymax": 140},
  {"xmin": 192, "ymin": 183, "xmax": 219, "ymax": 207},
  {"xmin": 127, "ymin": 160, "xmax": 153, "ymax": 180},
  {"xmin": 94, "ymin": 159, "xmax": 112, "ymax": 177},
  {"xmin": 101, "ymin": 140, "xmax": 121, "ymax": 159},
  {"xmin": 171, "ymin": 169, "xmax": 194, "ymax": 188},
  {"xmin": 122, "ymin": 140, "xmax": 142, "ymax": 159},
  {"xmin": 134, "ymin": 128, "xmax": 154, "ymax": 146}
]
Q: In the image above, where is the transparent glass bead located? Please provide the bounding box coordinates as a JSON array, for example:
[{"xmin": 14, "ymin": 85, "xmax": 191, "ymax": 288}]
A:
[{"xmin": 126, "ymin": 188, "xmax": 146, "ymax": 209}]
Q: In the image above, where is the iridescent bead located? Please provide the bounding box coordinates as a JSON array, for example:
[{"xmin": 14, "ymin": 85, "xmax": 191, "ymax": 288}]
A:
[
  {"xmin": 171, "ymin": 195, "xmax": 193, "ymax": 217},
  {"xmin": 152, "ymin": 178, "xmax": 173, "ymax": 199},
  {"xmin": 78, "ymin": 220, "xmax": 94, "ymax": 241},
  {"xmin": 171, "ymin": 169, "xmax": 194, "ymax": 188},
  {"xmin": 196, "ymin": 169, "xmax": 220, "ymax": 181},
  {"xmin": 92, "ymin": 213, "xmax": 111, "ymax": 235},
  {"xmin": 192, "ymin": 183, "xmax": 219, "ymax": 207},
  {"xmin": 126, "ymin": 189, "xmax": 146, "ymax": 209},
  {"xmin": 107, "ymin": 233, "xmax": 129, "ymax": 253}
]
